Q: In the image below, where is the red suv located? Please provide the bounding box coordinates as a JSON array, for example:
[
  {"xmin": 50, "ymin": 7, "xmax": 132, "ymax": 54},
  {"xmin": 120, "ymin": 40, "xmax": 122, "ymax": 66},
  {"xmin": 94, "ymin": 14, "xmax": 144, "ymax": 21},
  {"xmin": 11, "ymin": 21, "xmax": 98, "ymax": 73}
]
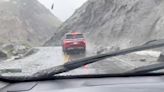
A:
[{"xmin": 62, "ymin": 32, "xmax": 86, "ymax": 53}]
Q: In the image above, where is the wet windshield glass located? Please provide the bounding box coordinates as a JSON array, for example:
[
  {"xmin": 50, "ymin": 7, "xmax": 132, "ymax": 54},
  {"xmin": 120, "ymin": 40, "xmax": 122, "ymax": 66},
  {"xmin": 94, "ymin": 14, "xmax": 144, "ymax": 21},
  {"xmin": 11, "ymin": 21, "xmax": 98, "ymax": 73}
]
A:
[
  {"xmin": 65, "ymin": 34, "xmax": 84, "ymax": 39},
  {"xmin": 0, "ymin": 0, "xmax": 163, "ymax": 77},
  {"xmin": 76, "ymin": 34, "xmax": 84, "ymax": 39},
  {"xmin": 66, "ymin": 34, "xmax": 74, "ymax": 39}
]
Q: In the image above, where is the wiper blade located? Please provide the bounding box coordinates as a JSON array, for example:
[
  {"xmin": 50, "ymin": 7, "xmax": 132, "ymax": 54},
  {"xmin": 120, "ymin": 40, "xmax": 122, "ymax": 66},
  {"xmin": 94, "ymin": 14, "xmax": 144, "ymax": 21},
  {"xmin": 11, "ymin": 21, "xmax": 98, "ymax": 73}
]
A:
[
  {"xmin": 127, "ymin": 63, "xmax": 164, "ymax": 74},
  {"xmin": 1, "ymin": 42, "xmax": 164, "ymax": 82}
]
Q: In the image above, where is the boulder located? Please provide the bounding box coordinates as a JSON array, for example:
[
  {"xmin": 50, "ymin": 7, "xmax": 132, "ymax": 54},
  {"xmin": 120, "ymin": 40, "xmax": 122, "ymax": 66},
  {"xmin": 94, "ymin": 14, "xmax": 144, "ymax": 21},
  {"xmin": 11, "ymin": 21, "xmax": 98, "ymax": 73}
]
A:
[
  {"xmin": 158, "ymin": 53, "xmax": 164, "ymax": 62},
  {"xmin": 0, "ymin": 51, "xmax": 7, "ymax": 59},
  {"xmin": 11, "ymin": 45, "xmax": 29, "ymax": 56},
  {"xmin": 96, "ymin": 46, "xmax": 120, "ymax": 54},
  {"xmin": 1, "ymin": 43, "xmax": 31, "ymax": 59},
  {"xmin": 1, "ymin": 44, "xmax": 14, "ymax": 52}
]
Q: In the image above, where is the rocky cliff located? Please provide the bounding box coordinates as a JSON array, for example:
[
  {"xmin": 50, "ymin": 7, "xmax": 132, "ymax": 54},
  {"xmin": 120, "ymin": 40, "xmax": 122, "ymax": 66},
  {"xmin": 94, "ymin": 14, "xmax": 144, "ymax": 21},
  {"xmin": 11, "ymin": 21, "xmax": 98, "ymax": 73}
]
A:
[
  {"xmin": 46, "ymin": 0, "xmax": 164, "ymax": 49},
  {"xmin": 0, "ymin": 0, "xmax": 61, "ymax": 46}
]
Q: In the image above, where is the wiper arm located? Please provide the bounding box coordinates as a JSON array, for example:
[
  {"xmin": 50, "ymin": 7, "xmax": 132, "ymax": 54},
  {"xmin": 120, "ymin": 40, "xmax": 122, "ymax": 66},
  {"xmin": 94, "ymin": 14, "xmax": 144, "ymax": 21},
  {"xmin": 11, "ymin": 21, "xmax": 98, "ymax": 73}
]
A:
[
  {"xmin": 127, "ymin": 63, "xmax": 164, "ymax": 74},
  {"xmin": 1, "ymin": 42, "xmax": 164, "ymax": 82}
]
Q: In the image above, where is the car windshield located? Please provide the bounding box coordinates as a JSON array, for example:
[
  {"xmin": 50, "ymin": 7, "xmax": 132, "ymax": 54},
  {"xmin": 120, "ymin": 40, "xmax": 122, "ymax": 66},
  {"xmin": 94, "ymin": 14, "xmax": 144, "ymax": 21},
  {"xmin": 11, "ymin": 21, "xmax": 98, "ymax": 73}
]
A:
[{"xmin": 0, "ymin": 0, "xmax": 164, "ymax": 78}]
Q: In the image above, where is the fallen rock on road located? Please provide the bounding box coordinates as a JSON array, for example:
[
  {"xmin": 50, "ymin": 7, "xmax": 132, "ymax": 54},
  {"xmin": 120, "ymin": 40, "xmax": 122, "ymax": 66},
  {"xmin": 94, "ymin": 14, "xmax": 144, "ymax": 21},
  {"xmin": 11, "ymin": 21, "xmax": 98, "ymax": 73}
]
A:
[{"xmin": 0, "ymin": 51, "xmax": 7, "ymax": 60}]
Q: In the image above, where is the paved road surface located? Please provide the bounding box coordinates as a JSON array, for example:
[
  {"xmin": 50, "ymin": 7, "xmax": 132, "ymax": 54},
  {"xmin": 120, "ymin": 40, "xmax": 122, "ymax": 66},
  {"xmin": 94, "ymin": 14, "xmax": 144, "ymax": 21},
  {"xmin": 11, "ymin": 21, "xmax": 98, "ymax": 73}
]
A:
[
  {"xmin": 56, "ymin": 47, "xmax": 134, "ymax": 75},
  {"xmin": 0, "ymin": 47, "xmax": 134, "ymax": 76}
]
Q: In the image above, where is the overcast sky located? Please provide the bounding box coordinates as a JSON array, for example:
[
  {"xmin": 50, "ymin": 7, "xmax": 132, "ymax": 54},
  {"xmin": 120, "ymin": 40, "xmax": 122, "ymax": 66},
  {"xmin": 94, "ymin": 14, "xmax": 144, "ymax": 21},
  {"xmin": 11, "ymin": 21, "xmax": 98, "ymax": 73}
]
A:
[{"xmin": 38, "ymin": 0, "xmax": 87, "ymax": 21}]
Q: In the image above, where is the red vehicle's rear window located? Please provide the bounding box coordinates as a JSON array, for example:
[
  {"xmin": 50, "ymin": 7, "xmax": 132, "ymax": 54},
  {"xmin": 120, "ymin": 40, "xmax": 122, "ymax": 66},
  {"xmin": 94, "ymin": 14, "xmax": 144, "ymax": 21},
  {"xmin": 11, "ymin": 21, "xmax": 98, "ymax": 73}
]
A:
[{"xmin": 66, "ymin": 34, "xmax": 84, "ymax": 39}]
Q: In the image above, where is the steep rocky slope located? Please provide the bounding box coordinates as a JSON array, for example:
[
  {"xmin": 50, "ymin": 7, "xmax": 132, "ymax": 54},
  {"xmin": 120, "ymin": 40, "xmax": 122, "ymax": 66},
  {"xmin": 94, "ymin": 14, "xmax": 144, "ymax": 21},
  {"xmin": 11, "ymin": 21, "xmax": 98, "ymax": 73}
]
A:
[
  {"xmin": 46, "ymin": 0, "xmax": 164, "ymax": 49},
  {"xmin": 0, "ymin": 0, "xmax": 61, "ymax": 46}
]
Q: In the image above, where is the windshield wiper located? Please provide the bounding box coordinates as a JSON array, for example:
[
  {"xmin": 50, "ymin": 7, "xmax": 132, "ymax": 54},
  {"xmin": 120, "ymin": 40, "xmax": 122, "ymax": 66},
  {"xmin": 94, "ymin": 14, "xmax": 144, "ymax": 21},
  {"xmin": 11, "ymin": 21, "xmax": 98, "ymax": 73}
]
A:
[{"xmin": 1, "ymin": 42, "xmax": 164, "ymax": 82}]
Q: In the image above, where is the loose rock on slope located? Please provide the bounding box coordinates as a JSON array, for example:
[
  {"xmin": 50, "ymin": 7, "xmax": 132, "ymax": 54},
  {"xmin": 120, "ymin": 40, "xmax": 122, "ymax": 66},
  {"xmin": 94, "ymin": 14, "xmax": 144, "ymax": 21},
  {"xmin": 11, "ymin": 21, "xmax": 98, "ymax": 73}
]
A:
[{"xmin": 46, "ymin": 0, "xmax": 164, "ymax": 50}]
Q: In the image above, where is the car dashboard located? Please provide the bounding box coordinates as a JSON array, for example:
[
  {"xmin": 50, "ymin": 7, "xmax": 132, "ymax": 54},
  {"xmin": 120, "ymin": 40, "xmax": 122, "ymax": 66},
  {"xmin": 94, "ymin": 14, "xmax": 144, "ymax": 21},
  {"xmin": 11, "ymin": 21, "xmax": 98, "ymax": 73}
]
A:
[{"xmin": 1, "ymin": 75, "xmax": 164, "ymax": 92}]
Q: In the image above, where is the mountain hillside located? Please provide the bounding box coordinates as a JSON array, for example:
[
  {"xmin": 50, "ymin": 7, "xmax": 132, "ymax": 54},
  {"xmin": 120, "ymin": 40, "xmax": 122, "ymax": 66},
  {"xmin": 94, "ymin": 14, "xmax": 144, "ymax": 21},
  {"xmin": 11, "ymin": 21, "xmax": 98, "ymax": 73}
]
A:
[
  {"xmin": 46, "ymin": 0, "xmax": 164, "ymax": 49},
  {"xmin": 0, "ymin": 0, "xmax": 61, "ymax": 46}
]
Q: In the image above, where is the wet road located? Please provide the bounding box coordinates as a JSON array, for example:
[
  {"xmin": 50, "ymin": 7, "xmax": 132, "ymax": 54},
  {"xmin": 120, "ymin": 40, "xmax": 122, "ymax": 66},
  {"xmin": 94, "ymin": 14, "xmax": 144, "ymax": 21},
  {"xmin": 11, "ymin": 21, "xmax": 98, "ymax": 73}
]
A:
[
  {"xmin": 61, "ymin": 47, "xmax": 133, "ymax": 75},
  {"xmin": 0, "ymin": 47, "xmax": 134, "ymax": 76}
]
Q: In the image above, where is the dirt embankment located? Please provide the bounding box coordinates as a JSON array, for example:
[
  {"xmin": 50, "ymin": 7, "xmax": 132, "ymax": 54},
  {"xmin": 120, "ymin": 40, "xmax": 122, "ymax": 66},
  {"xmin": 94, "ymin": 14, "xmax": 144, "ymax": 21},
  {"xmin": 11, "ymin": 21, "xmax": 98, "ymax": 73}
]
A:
[{"xmin": 0, "ymin": 0, "xmax": 61, "ymax": 46}]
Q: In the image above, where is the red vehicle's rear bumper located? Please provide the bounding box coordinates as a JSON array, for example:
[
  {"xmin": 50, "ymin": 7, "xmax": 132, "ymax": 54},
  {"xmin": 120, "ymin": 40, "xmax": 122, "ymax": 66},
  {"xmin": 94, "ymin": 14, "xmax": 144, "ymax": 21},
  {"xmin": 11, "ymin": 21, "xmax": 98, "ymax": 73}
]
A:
[
  {"xmin": 66, "ymin": 46, "xmax": 85, "ymax": 51},
  {"xmin": 63, "ymin": 44, "xmax": 86, "ymax": 52}
]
